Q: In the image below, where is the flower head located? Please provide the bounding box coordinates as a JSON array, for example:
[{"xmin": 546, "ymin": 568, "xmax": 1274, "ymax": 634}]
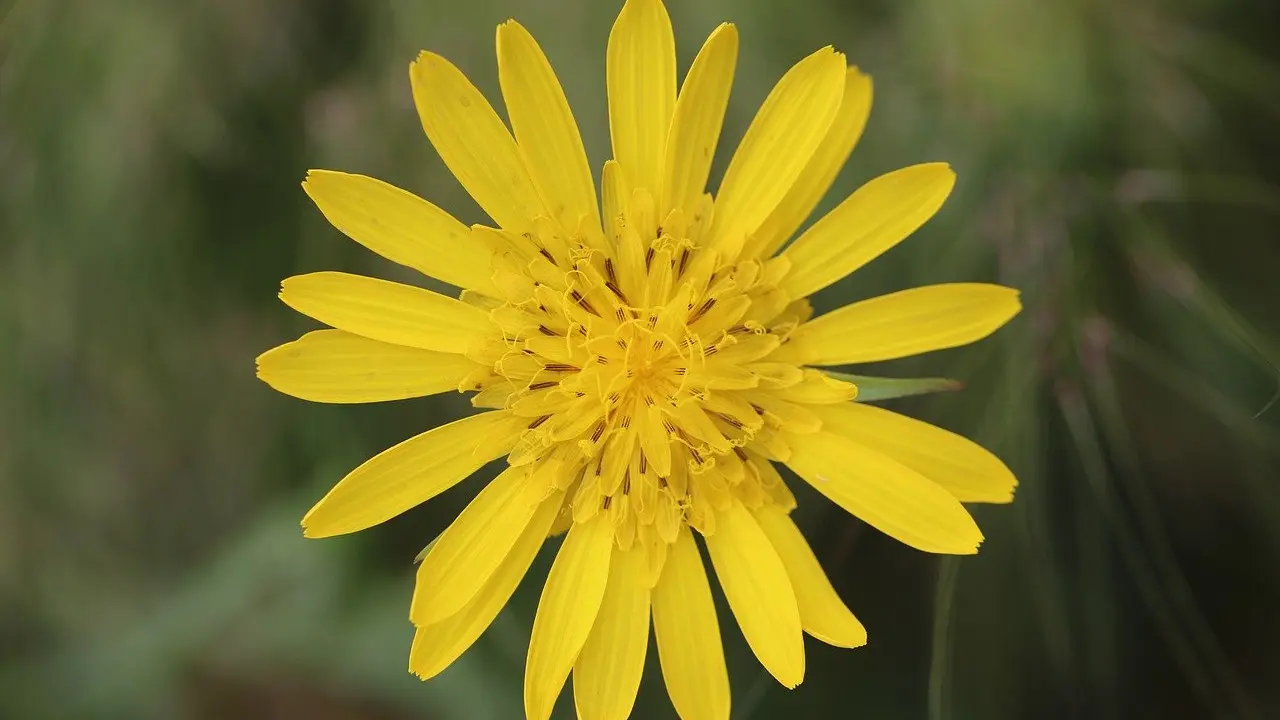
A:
[{"xmin": 257, "ymin": 1, "xmax": 1020, "ymax": 718}]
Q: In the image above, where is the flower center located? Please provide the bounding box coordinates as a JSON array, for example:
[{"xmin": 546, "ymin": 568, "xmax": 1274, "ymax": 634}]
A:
[{"xmin": 461, "ymin": 192, "xmax": 809, "ymax": 549}]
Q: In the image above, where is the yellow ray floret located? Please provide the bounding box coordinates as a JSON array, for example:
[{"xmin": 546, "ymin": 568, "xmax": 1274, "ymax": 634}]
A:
[{"xmin": 258, "ymin": 0, "xmax": 1022, "ymax": 717}]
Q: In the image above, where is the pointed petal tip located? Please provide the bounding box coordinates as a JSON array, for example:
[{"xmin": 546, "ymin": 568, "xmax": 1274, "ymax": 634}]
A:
[
  {"xmin": 999, "ymin": 286, "xmax": 1025, "ymax": 318},
  {"xmin": 817, "ymin": 624, "xmax": 869, "ymax": 649},
  {"xmin": 408, "ymin": 641, "xmax": 441, "ymax": 682},
  {"xmin": 300, "ymin": 504, "xmax": 340, "ymax": 539},
  {"xmin": 913, "ymin": 161, "xmax": 958, "ymax": 184},
  {"xmin": 252, "ymin": 345, "xmax": 274, "ymax": 372},
  {"xmin": 712, "ymin": 21, "xmax": 738, "ymax": 39},
  {"xmin": 773, "ymin": 657, "xmax": 806, "ymax": 689},
  {"xmin": 835, "ymin": 624, "xmax": 871, "ymax": 649},
  {"xmin": 410, "ymin": 662, "xmax": 443, "ymax": 683},
  {"xmin": 496, "ymin": 17, "xmax": 521, "ymax": 36},
  {"xmin": 299, "ymin": 168, "xmax": 341, "ymax": 192},
  {"xmin": 298, "ymin": 506, "xmax": 327, "ymax": 537},
  {"xmin": 409, "ymin": 50, "xmax": 446, "ymax": 78},
  {"xmin": 989, "ymin": 475, "xmax": 1019, "ymax": 504},
  {"xmin": 802, "ymin": 45, "xmax": 841, "ymax": 68}
]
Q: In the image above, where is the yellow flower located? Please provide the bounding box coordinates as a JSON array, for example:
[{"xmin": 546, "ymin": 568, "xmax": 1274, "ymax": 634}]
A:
[{"xmin": 257, "ymin": 0, "xmax": 1020, "ymax": 718}]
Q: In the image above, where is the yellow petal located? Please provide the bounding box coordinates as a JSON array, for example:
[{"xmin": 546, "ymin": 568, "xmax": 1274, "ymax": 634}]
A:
[
  {"xmin": 410, "ymin": 466, "xmax": 544, "ymax": 626},
  {"xmin": 652, "ymin": 527, "xmax": 730, "ymax": 720},
  {"xmin": 256, "ymin": 329, "xmax": 478, "ymax": 404},
  {"xmin": 301, "ymin": 411, "xmax": 520, "ymax": 538},
  {"xmin": 778, "ymin": 163, "xmax": 956, "ymax": 299},
  {"xmin": 753, "ymin": 504, "xmax": 866, "ymax": 648},
  {"xmin": 660, "ymin": 23, "xmax": 738, "ymax": 218},
  {"xmin": 749, "ymin": 67, "xmax": 873, "ymax": 258},
  {"xmin": 742, "ymin": 391, "xmax": 822, "ymax": 434},
  {"xmin": 496, "ymin": 21, "xmax": 602, "ymax": 244},
  {"xmin": 771, "ymin": 283, "xmax": 1021, "ymax": 365},
  {"xmin": 811, "ymin": 402, "xmax": 1017, "ymax": 503},
  {"xmin": 706, "ymin": 47, "xmax": 846, "ymax": 252},
  {"xmin": 607, "ymin": 0, "xmax": 676, "ymax": 195},
  {"xmin": 301, "ymin": 170, "xmax": 496, "ymax": 293},
  {"xmin": 785, "ymin": 430, "xmax": 984, "ymax": 554},
  {"xmin": 776, "ymin": 368, "xmax": 858, "ymax": 405},
  {"xmin": 525, "ymin": 515, "xmax": 615, "ymax": 720},
  {"xmin": 410, "ymin": 51, "xmax": 545, "ymax": 233},
  {"xmin": 704, "ymin": 501, "xmax": 805, "ymax": 688},
  {"xmin": 573, "ymin": 546, "xmax": 650, "ymax": 720},
  {"xmin": 410, "ymin": 492, "xmax": 563, "ymax": 680},
  {"xmin": 601, "ymin": 160, "xmax": 629, "ymax": 245},
  {"xmin": 279, "ymin": 272, "xmax": 490, "ymax": 354}
]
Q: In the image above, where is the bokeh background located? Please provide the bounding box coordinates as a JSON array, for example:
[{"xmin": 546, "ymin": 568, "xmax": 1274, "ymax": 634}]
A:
[{"xmin": 3, "ymin": 0, "xmax": 1279, "ymax": 717}]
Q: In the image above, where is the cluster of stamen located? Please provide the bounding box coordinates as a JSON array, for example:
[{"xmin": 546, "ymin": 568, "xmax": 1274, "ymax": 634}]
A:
[{"xmin": 460, "ymin": 188, "xmax": 824, "ymax": 556}]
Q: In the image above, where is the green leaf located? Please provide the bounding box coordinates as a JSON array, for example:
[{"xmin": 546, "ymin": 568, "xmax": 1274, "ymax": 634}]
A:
[
  {"xmin": 414, "ymin": 535, "xmax": 441, "ymax": 564},
  {"xmin": 825, "ymin": 372, "xmax": 965, "ymax": 402}
]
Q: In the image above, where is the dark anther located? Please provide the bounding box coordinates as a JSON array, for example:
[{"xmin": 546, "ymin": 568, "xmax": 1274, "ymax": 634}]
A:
[
  {"xmin": 714, "ymin": 411, "xmax": 743, "ymax": 429},
  {"xmin": 569, "ymin": 290, "xmax": 599, "ymax": 316},
  {"xmin": 605, "ymin": 280, "xmax": 628, "ymax": 303},
  {"xmin": 688, "ymin": 297, "xmax": 716, "ymax": 323}
]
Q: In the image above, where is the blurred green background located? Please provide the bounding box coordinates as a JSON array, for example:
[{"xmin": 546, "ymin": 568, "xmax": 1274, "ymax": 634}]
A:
[{"xmin": 2, "ymin": 0, "xmax": 1278, "ymax": 717}]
